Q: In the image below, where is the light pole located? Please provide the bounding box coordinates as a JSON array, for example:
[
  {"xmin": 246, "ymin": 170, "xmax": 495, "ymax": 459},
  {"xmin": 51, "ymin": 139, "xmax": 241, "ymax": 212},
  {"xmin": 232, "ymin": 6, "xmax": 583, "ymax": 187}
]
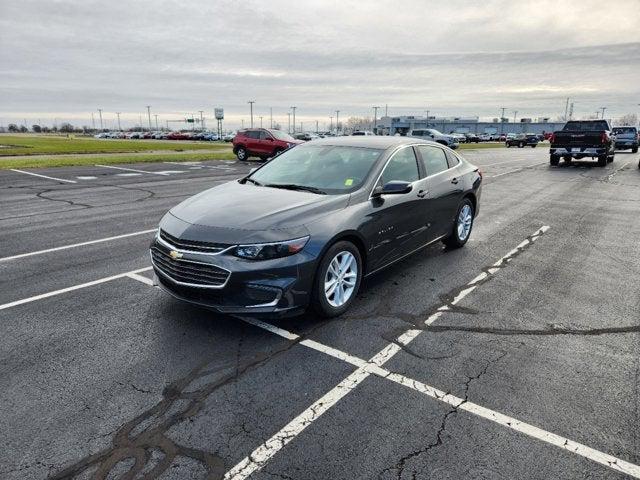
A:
[
  {"xmin": 372, "ymin": 106, "xmax": 379, "ymax": 134},
  {"xmin": 154, "ymin": 114, "xmax": 159, "ymax": 131},
  {"xmin": 513, "ymin": 110, "xmax": 518, "ymax": 124},
  {"xmin": 259, "ymin": 116, "xmax": 263, "ymax": 128},
  {"xmin": 291, "ymin": 106, "xmax": 297, "ymax": 133},
  {"xmin": 500, "ymin": 107, "xmax": 506, "ymax": 134},
  {"xmin": 198, "ymin": 110, "xmax": 204, "ymax": 130},
  {"xmin": 329, "ymin": 116, "xmax": 333, "ymax": 133},
  {"xmin": 98, "ymin": 109, "xmax": 103, "ymax": 131},
  {"xmin": 146, "ymin": 106, "xmax": 152, "ymax": 131},
  {"xmin": 335, "ymin": 110, "xmax": 340, "ymax": 134},
  {"xmin": 270, "ymin": 107, "xmax": 273, "ymax": 128},
  {"xmin": 316, "ymin": 120, "xmax": 319, "ymax": 134},
  {"xmin": 91, "ymin": 112, "xmax": 95, "ymax": 130},
  {"xmin": 287, "ymin": 113, "xmax": 291, "ymax": 134},
  {"xmin": 116, "ymin": 112, "xmax": 122, "ymax": 131},
  {"xmin": 600, "ymin": 107, "xmax": 607, "ymax": 120},
  {"xmin": 248, "ymin": 101, "xmax": 255, "ymax": 128}
]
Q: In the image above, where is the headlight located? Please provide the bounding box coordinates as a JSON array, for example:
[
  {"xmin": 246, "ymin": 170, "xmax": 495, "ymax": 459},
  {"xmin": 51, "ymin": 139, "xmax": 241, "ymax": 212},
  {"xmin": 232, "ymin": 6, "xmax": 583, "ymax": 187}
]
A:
[{"xmin": 233, "ymin": 236, "xmax": 309, "ymax": 260}]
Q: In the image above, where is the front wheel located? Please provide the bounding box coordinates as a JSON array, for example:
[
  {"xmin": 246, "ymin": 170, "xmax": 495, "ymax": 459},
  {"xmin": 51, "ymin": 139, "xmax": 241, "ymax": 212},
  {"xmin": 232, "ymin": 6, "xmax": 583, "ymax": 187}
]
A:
[
  {"xmin": 236, "ymin": 146, "xmax": 248, "ymax": 161},
  {"xmin": 550, "ymin": 155, "xmax": 559, "ymax": 166},
  {"xmin": 311, "ymin": 241, "xmax": 362, "ymax": 318},
  {"xmin": 443, "ymin": 199, "xmax": 474, "ymax": 249},
  {"xmin": 518, "ymin": 142, "xmax": 524, "ymax": 148}
]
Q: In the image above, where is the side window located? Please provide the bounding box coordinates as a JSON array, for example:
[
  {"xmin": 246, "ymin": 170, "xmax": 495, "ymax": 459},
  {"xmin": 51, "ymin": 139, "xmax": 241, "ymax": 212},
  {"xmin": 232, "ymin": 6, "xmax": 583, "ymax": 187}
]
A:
[
  {"xmin": 246, "ymin": 131, "xmax": 260, "ymax": 139},
  {"xmin": 380, "ymin": 147, "xmax": 419, "ymax": 185},
  {"xmin": 417, "ymin": 145, "xmax": 449, "ymax": 176},
  {"xmin": 445, "ymin": 150, "xmax": 460, "ymax": 168},
  {"xmin": 259, "ymin": 131, "xmax": 269, "ymax": 140}
]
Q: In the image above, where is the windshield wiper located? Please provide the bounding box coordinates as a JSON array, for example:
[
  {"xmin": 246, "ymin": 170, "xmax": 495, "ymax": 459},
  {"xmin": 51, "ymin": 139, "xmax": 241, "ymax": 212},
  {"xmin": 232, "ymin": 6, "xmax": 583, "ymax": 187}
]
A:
[
  {"xmin": 264, "ymin": 183, "xmax": 327, "ymax": 195},
  {"xmin": 243, "ymin": 177, "xmax": 262, "ymax": 186}
]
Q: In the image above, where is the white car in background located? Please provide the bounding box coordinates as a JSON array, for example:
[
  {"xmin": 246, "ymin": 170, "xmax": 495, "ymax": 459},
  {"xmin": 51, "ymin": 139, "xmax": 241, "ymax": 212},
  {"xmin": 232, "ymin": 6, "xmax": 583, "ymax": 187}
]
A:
[
  {"xmin": 408, "ymin": 128, "xmax": 459, "ymax": 149},
  {"xmin": 223, "ymin": 132, "xmax": 236, "ymax": 142}
]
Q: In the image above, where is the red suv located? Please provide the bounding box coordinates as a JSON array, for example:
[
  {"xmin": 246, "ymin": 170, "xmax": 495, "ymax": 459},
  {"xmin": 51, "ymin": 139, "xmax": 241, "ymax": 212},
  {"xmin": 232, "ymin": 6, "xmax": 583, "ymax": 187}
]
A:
[{"xmin": 232, "ymin": 128, "xmax": 302, "ymax": 161}]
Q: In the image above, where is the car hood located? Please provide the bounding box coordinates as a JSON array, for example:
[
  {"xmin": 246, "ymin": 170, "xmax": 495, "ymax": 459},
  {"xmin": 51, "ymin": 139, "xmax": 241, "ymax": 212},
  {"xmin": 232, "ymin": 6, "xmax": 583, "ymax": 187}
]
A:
[{"xmin": 168, "ymin": 180, "xmax": 349, "ymax": 233}]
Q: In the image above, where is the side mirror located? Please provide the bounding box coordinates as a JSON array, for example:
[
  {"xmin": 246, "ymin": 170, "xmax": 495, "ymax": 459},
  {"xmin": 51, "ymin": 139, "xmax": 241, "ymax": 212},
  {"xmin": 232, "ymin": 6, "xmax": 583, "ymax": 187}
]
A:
[{"xmin": 372, "ymin": 181, "xmax": 413, "ymax": 197}]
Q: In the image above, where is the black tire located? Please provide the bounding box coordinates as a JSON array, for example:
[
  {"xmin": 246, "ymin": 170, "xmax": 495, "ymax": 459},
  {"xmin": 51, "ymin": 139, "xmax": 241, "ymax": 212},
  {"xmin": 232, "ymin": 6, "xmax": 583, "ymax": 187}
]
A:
[
  {"xmin": 311, "ymin": 241, "xmax": 363, "ymax": 318},
  {"xmin": 632, "ymin": 146, "xmax": 638, "ymax": 153},
  {"xmin": 607, "ymin": 154, "xmax": 614, "ymax": 163},
  {"xmin": 518, "ymin": 142, "xmax": 524, "ymax": 148},
  {"xmin": 443, "ymin": 198, "xmax": 474, "ymax": 249},
  {"xmin": 506, "ymin": 143, "xmax": 511, "ymax": 148},
  {"xmin": 272, "ymin": 147, "xmax": 283, "ymax": 158},
  {"xmin": 563, "ymin": 156, "xmax": 572, "ymax": 165},
  {"xmin": 550, "ymin": 155, "xmax": 560, "ymax": 166},
  {"xmin": 236, "ymin": 146, "xmax": 248, "ymax": 161},
  {"xmin": 531, "ymin": 144, "xmax": 537, "ymax": 148},
  {"xmin": 597, "ymin": 154, "xmax": 607, "ymax": 167}
]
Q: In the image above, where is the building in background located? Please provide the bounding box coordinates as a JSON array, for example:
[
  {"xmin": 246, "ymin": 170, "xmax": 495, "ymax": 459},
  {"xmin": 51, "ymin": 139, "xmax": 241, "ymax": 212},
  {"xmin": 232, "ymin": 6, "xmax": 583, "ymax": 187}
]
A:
[{"xmin": 377, "ymin": 115, "xmax": 566, "ymax": 136}]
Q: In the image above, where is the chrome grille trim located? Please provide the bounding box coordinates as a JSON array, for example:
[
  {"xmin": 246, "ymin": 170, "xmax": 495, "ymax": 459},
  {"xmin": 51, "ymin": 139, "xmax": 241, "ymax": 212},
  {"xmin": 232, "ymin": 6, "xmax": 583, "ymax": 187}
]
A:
[
  {"xmin": 150, "ymin": 246, "xmax": 231, "ymax": 289},
  {"xmin": 159, "ymin": 229, "xmax": 235, "ymax": 255}
]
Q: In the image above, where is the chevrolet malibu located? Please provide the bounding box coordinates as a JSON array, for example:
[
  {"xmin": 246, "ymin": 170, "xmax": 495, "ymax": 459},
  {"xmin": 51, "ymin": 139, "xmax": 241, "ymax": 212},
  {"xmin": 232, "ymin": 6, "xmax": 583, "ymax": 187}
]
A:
[{"xmin": 151, "ymin": 136, "xmax": 482, "ymax": 317}]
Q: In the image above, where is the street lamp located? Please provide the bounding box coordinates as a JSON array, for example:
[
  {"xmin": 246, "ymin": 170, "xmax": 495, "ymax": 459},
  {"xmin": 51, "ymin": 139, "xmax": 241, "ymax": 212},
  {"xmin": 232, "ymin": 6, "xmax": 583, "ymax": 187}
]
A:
[
  {"xmin": 248, "ymin": 101, "xmax": 255, "ymax": 128},
  {"xmin": 97, "ymin": 108, "xmax": 103, "ymax": 131},
  {"xmin": 335, "ymin": 110, "xmax": 340, "ymax": 134},
  {"xmin": 291, "ymin": 106, "xmax": 297, "ymax": 133},
  {"xmin": 500, "ymin": 107, "xmax": 506, "ymax": 134},
  {"xmin": 146, "ymin": 106, "xmax": 152, "ymax": 131},
  {"xmin": 600, "ymin": 107, "xmax": 607, "ymax": 120},
  {"xmin": 287, "ymin": 113, "xmax": 291, "ymax": 134},
  {"xmin": 259, "ymin": 116, "xmax": 263, "ymax": 128},
  {"xmin": 116, "ymin": 112, "xmax": 121, "ymax": 131},
  {"xmin": 372, "ymin": 106, "xmax": 380, "ymax": 135}
]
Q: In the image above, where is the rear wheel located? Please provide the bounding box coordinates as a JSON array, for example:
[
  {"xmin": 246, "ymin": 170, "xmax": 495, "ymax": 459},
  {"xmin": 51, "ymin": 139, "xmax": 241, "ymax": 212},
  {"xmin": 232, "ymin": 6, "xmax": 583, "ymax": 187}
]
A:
[
  {"xmin": 597, "ymin": 154, "xmax": 607, "ymax": 167},
  {"xmin": 550, "ymin": 155, "xmax": 559, "ymax": 166},
  {"xmin": 506, "ymin": 142, "xmax": 511, "ymax": 148},
  {"xmin": 518, "ymin": 142, "xmax": 524, "ymax": 148},
  {"xmin": 236, "ymin": 146, "xmax": 248, "ymax": 161},
  {"xmin": 632, "ymin": 146, "xmax": 638, "ymax": 153},
  {"xmin": 312, "ymin": 241, "xmax": 362, "ymax": 318},
  {"xmin": 607, "ymin": 152, "xmax": 614, "ymax": 163},
  {"xmin": 531, "ymin": 144, "xmax": 537, "ymax": 148},
  {"xmin": 443, "ymin": 199, "xmax": 474, "ymax": 249}
]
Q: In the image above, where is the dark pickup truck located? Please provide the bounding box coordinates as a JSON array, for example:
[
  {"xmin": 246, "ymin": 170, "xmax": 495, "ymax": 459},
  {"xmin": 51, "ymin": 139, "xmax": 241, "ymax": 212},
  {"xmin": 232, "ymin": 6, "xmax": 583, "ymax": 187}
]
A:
[{"xmin": 549, "ymin": 120, "xmax": 615, "ymax": 167}]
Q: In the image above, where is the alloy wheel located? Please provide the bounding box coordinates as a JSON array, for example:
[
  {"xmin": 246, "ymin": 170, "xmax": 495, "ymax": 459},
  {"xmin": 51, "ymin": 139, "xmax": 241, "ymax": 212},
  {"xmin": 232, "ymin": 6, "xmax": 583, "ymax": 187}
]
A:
[
  {"xmin": 324, "ymin": 251, "xmax": 358, "ymax": 307},
  {"xmin": 457, "ymin": 204, "xmax": 473, "ymax": 241}
]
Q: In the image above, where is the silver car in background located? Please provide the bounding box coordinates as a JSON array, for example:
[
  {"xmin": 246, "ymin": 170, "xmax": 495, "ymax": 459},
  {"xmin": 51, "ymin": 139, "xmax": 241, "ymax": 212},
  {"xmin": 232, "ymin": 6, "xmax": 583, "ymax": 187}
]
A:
[{"xmin": 408, "ymin": 128, "xmax": 459, "ymax": 149}]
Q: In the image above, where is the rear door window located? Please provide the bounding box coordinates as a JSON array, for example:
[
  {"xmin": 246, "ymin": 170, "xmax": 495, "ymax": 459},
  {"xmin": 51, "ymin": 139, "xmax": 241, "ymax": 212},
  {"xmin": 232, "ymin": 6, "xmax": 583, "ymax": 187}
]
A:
[{"xmin": 416, "ymin": 145, "xmax": 449, "ymax": 176}]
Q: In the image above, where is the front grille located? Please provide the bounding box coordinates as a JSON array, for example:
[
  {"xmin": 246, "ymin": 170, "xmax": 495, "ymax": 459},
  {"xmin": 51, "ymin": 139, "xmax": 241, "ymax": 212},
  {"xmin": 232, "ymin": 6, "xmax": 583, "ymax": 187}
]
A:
[
  {"xmin": 159, "ymin": 229, "xmax": 231, "ymax": 254},
  {"xmin": 151, "ymin": 246, "xmax": 230, "ymax": 287}
]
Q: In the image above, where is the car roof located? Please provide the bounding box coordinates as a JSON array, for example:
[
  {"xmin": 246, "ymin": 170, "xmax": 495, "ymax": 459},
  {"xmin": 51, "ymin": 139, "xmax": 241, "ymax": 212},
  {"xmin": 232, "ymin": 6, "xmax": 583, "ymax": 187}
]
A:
[{"xmin": 302, "ymin": 135, "xmax": 439, "ymax": 149}]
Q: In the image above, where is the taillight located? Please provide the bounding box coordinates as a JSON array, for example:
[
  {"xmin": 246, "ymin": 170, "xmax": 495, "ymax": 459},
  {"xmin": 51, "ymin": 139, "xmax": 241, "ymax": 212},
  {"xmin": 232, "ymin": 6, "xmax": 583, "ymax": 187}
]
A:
[
  {"xmin": 600, "ymin": 132, "xmax": 608, "ymax": 143},
  {"xmin": 549, "ymin": 133, "xmax": 555, "ymax": 144}
]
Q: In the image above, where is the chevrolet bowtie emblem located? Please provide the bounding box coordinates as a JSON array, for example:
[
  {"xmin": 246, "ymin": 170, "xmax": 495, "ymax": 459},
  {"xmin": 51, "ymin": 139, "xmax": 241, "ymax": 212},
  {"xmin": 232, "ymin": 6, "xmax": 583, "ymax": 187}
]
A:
[{"xmin": 169, "ymin": 250, "xmax": 183, "ymax": 260}]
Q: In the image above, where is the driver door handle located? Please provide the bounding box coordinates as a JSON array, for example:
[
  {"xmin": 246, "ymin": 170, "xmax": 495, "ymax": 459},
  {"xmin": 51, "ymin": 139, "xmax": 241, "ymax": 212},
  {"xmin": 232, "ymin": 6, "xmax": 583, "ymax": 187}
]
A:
[
  {"xmin": 451, "ymin": 177, "xmax": 459, "ymax": 184},
  {"xmin": 417, "ymin": 189, "xmax": 428, "ymax": 198}
]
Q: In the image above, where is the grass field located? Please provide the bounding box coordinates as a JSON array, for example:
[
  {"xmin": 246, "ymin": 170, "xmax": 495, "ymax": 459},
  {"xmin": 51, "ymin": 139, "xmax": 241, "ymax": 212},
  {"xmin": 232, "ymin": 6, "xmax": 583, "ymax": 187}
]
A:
[
  {"xmin": 0, "ymin": 134, "xmax": 228, "ymax": 156},
  {"xmin": 0, "ymin": 134, "xmax": 510, "ymax": 169}
]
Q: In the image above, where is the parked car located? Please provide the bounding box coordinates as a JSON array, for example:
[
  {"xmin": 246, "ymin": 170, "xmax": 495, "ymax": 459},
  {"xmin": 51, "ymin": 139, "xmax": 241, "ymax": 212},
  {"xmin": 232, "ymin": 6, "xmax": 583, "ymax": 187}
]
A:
[
  {"xmin": 506, "ymin": 133, "xmax": 539, "ymax": 148},
  {"xmin": 451, "ymin": 133, "xmax": 467, "ymax": 143},
  {"xmin": 233, "ymin": 128, "xmax": 303, "ymax": 161},
  {"xmin": 612, "ymin": 126, "xmax": 638, "ymax": 153},
  {"xmin": 478, "ymin": 134, "xmax": 491, "ymax": 142},
  {"xmin": 167, "ymin": 131, "xmax": 191, "ymax": 140},
  {"xmin": 408, "ymin": 128, "xmax": 459, "ymax": 149},
  {"xmin": 464, "ymin": 133, "xmax": 480, "ymax": 143},
  {"xmin": 150, "ymin": 136, "xmax": 482, "ymax": 317},
  {"xmin": 497, "ymin": 134, "xmax": 507, "ymax": 142},
  {"xmin": 549, "ymin": 120, "xmax": 615, "ymax": 167},
  {"xmin": 294, "ymin": 132, "xmax": 320, "ymax": 141},
  {"xmin": 223, "ymin": 132, "xmax": 236, "ymax": 142},
  {"xmin": 352, "ymin": 131, "xmax": 375, "ymax": 136}
]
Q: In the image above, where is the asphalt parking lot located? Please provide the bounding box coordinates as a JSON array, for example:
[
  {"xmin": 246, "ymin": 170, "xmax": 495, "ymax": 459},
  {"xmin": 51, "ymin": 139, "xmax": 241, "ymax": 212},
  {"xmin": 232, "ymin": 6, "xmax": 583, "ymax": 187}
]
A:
[{"xmin": 1, "ymin": 148, "xmax": 639, "ymax": 479}]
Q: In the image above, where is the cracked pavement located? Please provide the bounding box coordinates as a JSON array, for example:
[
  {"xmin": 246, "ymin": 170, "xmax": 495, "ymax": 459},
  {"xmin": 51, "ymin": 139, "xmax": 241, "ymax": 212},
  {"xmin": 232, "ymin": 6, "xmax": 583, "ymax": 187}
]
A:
[{"xmin": 1, "ymin": 149, "xmax": 639, "ymax": 479}]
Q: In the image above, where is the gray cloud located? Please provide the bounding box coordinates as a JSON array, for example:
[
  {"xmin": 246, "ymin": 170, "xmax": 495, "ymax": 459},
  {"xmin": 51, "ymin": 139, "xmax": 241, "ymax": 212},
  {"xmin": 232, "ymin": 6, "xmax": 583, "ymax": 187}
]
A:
[{"xmin": 1, "ymin": 0, "xmax": 639, "ymax": 128}]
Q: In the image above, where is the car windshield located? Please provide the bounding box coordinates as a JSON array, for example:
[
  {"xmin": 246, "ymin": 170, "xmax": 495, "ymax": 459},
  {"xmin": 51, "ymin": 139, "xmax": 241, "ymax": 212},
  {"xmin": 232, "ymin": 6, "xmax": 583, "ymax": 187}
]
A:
[
  {"xmin": 247, "ymin": 145, "xmax": 383, "ymax": 194},
  {"xmin": 269, "ymin": 130, "xmax": 296, "ymax": 141}
]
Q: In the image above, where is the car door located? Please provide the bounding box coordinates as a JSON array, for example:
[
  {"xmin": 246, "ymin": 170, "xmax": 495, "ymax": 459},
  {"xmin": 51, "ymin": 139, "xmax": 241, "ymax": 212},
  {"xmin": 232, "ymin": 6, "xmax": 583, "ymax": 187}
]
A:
[
  {"xmin": 257, "ymin": 130, "xmax": 274, "ymax": 155},
  {"xmin": 415, "ymin": 144, "xmax": 463, "ymax": 239},
  {"xmin": 244, "ymin": 130, "xmax": 260, "ymax": 154},
  {"xmin": 363, "ymin": 146, "xmax": 430, "ymax": 272}
]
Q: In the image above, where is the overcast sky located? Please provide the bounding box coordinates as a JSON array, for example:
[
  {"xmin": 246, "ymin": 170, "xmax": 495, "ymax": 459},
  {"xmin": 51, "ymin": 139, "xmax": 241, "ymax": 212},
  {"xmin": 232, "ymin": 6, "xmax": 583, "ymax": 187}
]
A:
[{"xmin": 1, "ymin": 0, "xmax": 639, "ymax": 129}]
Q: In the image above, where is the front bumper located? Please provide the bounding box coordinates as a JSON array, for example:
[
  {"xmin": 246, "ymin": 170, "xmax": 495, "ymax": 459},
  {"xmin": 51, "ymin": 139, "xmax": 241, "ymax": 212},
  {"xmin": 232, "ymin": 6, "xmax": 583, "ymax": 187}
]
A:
[{"xmin": 150, "ymin": 233, "xmax": 318, "ymax": 315}]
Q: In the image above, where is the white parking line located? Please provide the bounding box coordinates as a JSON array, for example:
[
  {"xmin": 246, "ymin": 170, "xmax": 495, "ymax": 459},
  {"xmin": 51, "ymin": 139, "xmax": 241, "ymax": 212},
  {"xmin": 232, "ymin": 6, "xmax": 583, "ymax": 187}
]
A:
[
  {"xmin": 232, "ymin": 317, "xmax": 640, "ymax": 479},
  {"xmin": 76, "ymin": 176, "xmax": 98, "ymax": 180},
  {"xmin": 10, "ymin": 169, "xmax": 77, "ymax": 184},
  {"xmin": 488, "ymin": 161, "xmax": 546, "ymax": 178},
  {"xmin": 115, "ymin": 173, "xmax": 142, "ymax": 177},
  {"xmin": 0, "ymin": 228, "xmax": 157, "ymax": 263},
  {"xmin": 95, "ymin": 164, "xmax": 170, "ymax": 176},
  {"xmin": 223, "ymin": 226, "xmax": 551, "ymax": 479},
  {"xmin": 0, "ymin": 267, "xmax": 152, "ymax": 311}
]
